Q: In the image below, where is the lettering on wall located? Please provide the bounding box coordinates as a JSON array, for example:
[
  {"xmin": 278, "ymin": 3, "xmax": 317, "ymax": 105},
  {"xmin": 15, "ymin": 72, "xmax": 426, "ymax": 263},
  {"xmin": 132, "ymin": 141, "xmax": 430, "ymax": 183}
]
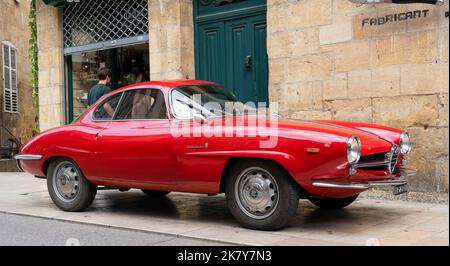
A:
[{"xmin": 361, "ymin": 9, "xmax": 430, "ymax": 26}]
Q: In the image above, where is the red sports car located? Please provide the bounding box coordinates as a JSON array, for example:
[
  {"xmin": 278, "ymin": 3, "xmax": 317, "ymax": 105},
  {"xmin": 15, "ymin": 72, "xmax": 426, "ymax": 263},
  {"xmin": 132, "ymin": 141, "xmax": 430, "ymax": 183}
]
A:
[{"xmin": 16, "ymin": 80, "xmax": 415, "ymax": 230}]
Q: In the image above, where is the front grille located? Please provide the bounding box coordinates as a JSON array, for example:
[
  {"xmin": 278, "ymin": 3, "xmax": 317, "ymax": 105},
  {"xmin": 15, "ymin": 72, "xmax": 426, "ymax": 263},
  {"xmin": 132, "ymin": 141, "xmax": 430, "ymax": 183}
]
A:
[
  {"xmin": 386, "ymin": 145, "xmax": 400, "ymax": 173},
  {"xmin": 357, "ymin": 145, "xmax": 400, "ymax": 173}
]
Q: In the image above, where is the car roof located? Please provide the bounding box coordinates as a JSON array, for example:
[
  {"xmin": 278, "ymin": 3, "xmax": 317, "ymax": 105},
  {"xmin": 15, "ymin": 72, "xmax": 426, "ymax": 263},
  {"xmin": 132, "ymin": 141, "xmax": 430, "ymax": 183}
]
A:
[{"xmin": 115, "ymin": 80, "xmax": 217, "ymax": 93}]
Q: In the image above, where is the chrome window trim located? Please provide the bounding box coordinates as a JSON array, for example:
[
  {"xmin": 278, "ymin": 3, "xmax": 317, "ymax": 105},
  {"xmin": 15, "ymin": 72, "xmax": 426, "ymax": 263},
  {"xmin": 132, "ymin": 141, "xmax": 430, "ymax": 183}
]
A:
[{"xmin": 91, "ymin": 87, "xmax": 170, "ymax": 123}]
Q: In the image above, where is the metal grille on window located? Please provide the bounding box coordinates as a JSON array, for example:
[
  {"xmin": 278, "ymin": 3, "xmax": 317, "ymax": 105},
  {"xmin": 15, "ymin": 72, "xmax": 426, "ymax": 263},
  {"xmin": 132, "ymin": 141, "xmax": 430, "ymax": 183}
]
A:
[
  {"xmin": 2, "ymin": 43, "xmax": 18, "ymax": 113},
  {"xmin": 63, "ymin": 0, "xmax": 149, "ymax": 54}
]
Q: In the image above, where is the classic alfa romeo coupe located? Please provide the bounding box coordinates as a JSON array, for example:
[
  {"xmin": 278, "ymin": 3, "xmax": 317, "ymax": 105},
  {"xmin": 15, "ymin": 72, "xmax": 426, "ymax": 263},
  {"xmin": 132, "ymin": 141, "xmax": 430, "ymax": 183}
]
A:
[{"xmin": 16, "ymin": 80, "xmax": 415, "ymax": 230}]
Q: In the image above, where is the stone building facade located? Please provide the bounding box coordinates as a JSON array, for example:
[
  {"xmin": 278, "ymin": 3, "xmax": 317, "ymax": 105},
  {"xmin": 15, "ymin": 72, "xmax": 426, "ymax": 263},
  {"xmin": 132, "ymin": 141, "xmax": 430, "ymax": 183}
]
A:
[
  {"xmin": 267, "ymin": 0, "xmax": 449, "ymax": 195},
  {"xmin": 36, "ymin": 0, "xmax": 448, "ymax": 196},
  {"xmin": 0, "ymin": 0, "xmax": 38, "ymax": 171}
]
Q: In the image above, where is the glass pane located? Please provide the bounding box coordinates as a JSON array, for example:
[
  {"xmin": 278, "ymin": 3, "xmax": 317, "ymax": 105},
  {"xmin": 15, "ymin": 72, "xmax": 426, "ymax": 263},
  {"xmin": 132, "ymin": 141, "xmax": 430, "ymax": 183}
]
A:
[
  {"xmin": 115, "ymin": 89, "xmax": 167, "ymax": 120},
  {"xmin": 10, "ymin": 49, "xmax": 16, "ymax": 70},
  {"xmin": 92, "ymin": 93, "xmax": 122, "ymax": 120},
  {"xmin": 171, "ymin": 85, "xmax": 242, "ymax": 119},
  {"xmin": 11, "ymin": 70, "xmax": 17, "ymax": 91},
  {"xmin": 3, "ymin": 45, "xmax": 9, "ymax": 67},
  {"xmin": 4, "ymin": 67, "xmax": 10, "ymax": 90}
]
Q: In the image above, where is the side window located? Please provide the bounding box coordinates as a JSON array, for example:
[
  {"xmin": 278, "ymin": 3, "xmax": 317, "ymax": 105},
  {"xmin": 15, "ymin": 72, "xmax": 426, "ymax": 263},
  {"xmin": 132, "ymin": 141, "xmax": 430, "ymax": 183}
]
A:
[
  {"xmin": 115, "ymin": 89, "xmax": 168, "ymax": 120},
  {"xmin": 92, "ymin": 93, "xmax": 122, "ymax": 121}
]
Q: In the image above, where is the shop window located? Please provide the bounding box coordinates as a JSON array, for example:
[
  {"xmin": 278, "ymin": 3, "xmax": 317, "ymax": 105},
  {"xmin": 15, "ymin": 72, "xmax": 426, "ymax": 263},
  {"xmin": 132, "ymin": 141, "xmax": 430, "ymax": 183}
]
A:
[{"xmin": 2, "ymin": 42, "xmax": 18, "ymax": 113}]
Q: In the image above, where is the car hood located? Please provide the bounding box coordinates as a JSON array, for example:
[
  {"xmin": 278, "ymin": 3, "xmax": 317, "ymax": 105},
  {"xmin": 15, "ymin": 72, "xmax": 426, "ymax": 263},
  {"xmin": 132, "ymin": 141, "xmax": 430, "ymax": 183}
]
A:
[{"xmin": 274, "ymin": 118, "xmax": 393, "ymax": 155}]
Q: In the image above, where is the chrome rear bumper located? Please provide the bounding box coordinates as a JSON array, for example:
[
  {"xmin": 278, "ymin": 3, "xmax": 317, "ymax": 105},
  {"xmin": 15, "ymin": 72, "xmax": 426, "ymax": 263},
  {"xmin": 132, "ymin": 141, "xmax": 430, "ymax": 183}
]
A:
[
  {"xmin": 312, "ymin": 168, "xmax": 416, "ymax": 190},
  {"xmin": 14, "ymin": 154, "xmax": 43, "ymax": 160},
  {"xmin": 14, "ymin": 154, "xmax": 43, "ymax": 172}
]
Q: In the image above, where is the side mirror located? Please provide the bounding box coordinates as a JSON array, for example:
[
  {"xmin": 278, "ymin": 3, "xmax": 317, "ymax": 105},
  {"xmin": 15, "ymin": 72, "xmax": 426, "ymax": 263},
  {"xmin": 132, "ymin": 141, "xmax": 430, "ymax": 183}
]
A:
[{"xmin": 193, "ymin": 113, "xmax": 208, "ymax": 124}]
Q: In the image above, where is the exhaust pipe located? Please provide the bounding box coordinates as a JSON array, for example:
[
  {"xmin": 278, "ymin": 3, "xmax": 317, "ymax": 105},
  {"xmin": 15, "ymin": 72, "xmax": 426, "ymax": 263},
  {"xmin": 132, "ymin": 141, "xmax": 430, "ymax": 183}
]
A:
[{"xmin": 350, "ymin": 0, "xmax": 444, "ymax": 5}]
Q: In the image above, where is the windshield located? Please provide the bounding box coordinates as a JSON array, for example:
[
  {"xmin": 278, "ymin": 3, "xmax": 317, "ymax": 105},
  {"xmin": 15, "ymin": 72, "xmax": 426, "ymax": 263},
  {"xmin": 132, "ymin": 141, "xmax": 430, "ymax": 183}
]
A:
[{"xmin": 171, "ymin": 85, "xmax": 256, "ymax": 119}]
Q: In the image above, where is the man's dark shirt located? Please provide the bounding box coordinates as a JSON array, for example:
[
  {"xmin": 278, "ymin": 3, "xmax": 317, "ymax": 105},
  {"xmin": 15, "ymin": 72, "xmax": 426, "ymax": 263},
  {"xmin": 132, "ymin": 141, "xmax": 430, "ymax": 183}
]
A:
[{"xmin": 88, "ymin": 84, "xmax": 112, "ymax": 106}]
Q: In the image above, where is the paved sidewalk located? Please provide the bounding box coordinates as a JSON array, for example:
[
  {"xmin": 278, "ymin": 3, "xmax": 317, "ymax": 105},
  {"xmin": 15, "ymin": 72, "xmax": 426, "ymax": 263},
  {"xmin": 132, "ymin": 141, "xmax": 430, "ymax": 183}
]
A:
[{"xmin": 0, "ymin": 173, "xmax": 448, "ymax": 246}]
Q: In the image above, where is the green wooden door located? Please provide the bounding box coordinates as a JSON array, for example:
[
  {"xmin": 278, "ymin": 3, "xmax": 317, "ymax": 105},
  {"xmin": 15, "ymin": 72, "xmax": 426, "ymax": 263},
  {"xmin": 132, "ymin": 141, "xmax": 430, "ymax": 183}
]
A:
[{"xmin": 196, "ymin": 14, "xmax": 268, "ymax": 104}]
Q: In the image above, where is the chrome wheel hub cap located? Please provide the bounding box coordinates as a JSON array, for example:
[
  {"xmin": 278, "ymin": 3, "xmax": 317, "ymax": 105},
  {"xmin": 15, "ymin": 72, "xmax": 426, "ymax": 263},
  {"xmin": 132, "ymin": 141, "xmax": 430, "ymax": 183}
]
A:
[
  {"xmin": 235, "ymin": 167, "xmax": 279, "ymax": 220},
  {"xmin": 53, "ymin": 162, "xmax": 79, "ymax": 202}
]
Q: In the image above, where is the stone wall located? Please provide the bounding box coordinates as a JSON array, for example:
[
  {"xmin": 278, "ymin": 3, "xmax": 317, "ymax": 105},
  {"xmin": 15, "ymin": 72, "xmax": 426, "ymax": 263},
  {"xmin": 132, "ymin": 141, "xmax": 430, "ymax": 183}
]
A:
[
  {"xmin": 148, "ymin": 0, "xmax": 195, "ymax": 80},
  {"xmin": 37, "ymin": 0, "xmax": 65, "ymax": 132},
  {"xmin": 0, "ymin": 0, "xmax": 38, "ymax": 171},
  {"xmin": 267, "ymin": 0, "xmax": 449, "ymax": 194}
]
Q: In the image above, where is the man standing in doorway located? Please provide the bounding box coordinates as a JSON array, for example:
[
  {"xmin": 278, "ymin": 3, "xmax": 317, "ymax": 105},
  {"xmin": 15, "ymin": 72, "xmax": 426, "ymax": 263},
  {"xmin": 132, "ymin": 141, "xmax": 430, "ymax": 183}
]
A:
[{"xmin": 88, "ymin": 68, "xmax": 112, "ymax": 106}]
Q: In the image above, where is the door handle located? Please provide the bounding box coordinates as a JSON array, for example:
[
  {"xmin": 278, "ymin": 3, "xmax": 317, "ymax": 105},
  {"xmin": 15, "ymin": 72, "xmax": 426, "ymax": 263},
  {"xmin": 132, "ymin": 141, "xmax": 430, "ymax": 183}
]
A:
[
  {"xmin": 245, "ymin": 55, "xmax": 253, "ymax": 68},
  {"xmin": 96, "ymin": 133, "xmax": 103, "ymax": 140}
]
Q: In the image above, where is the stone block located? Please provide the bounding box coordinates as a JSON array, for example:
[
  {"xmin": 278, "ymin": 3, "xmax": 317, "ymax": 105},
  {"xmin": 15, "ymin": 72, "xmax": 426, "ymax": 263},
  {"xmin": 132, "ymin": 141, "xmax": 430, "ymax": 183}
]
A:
[
  {"xmin": 267, "ymin": 4, "xmax": 286, "ymax": 33},
  {"xmin": 268, "ymin": 29, "xmax": 318, "ymax": 59},
  {"xmin": 325, "ymin": 98, "xmax": 373, "ymax": 122},
  {"xmin": 321, "ymin": 40, "xmax": 371, "ymax": 72},
  {"xmin": 438, "ymin": 94, "xmax": 449, "ymax": 127},
  {"xmin": 290, "ymin": 110, "xmax": 332, "ymax": 120},
  {"xmin": 323, "ymin": 73, "xmax": 348, "ymax": 100},
  {"xmin": 370, "ymin": 66, "xmax": 401, "ymax": 97},
  {"xmin": 286, "ymin": 0, "xmax": 332, "ymax": 30},
  {"xmin": 440, "ymin": 27, "xmax": 449, "ymax": 63},
  {"xmin": 320, "ymin": 14, "xmax": 352, "ymax": 45},
  {"xmin": 372, "ymin": 95, "xmax": 438, "ymax": 128},
  {"xmin": 287, "ymin": 53, "xmax": 332, "ymax": 82},
  {"xmin": 269, "ymin": 59, "xmax": 286, "ymax": 85},
  {"xmin": 372, "ymin": 31, "xmax": 438, "ymax": 66},
  {"xmin": 283, "ymin": 82, "xmax": 323, "ymax": 111},
  {"xmin": 401, "ymin": 63, "xmax": 449, "ymax": 95}
]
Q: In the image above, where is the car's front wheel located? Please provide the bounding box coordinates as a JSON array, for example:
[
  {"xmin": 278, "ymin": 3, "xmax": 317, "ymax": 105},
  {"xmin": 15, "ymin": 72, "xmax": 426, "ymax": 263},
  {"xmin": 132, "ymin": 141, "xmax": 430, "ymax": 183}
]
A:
[
  {"xmin": 309, "ymin": 195, "xmax": 359, "ymax": 209},
  {"xmin": 225, "ymin": 160, "xmax": 300, "ymax": 231},
  {"xmin": 47, "ymin": 158, "xmax": 97, "ymax": 212}
]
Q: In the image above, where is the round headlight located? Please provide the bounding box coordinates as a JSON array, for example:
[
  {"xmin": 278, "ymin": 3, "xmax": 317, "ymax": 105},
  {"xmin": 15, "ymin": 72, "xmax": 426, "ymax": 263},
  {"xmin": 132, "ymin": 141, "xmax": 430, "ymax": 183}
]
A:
[
  {"xmin": 400, "ymin": 132, "xmax": 412, "ymax": 155},
  {"xmin": 347, "ymin": 136, "xmax": 361, "ymax": 164}
]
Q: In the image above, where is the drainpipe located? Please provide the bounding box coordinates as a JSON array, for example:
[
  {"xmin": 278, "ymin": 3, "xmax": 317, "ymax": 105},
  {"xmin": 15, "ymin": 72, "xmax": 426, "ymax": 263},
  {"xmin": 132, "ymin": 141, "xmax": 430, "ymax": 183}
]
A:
[{"xmin": 349, "ymin": 0, "xmax": 444, "ymax": 5}]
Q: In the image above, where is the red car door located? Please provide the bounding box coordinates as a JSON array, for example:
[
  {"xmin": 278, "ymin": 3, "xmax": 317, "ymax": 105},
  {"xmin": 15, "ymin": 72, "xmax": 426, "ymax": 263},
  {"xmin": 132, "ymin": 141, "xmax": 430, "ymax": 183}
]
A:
[{"xmin": 92, "ymin": 88, "xmax": 177, "ymax": 189}]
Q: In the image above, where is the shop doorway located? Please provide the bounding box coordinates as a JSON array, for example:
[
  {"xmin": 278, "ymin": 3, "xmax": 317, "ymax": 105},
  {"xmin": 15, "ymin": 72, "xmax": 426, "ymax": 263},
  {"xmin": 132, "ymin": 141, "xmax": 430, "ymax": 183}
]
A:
[
  {"xmin": 66, "ymin": 44, "xmax": 149, "ymax": 122},
  {"xmin": 194, "ymin": 0, "xmax": 268, "ymax": 105}
]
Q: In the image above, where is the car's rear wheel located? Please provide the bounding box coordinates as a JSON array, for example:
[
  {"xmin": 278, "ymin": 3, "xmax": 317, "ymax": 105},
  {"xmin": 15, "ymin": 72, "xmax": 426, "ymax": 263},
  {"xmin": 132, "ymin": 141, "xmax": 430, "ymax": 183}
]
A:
[
  {"xmin": 309, "ymin": 195, "xmax": 359, "ymax": 209},
  {"xmin": 141, "ymin": 189, "xmax": 170, "ymax": 197},
  {"xmin": 47, "ymin": 158, "xmax": 97, "ymax": 212},
  {"xmin": 225, "ymin": 159, "xmax": 300, "ymax": 231}
]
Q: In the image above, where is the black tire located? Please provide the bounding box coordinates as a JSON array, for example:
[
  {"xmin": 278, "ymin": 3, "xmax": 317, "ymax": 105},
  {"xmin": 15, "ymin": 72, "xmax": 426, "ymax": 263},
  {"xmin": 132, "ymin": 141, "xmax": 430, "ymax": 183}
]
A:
[
  {"xmin": 309, "ymin": 195, "xmax": 359, "ymax": 209},
  {"xmin": 141, "ymin": 189, "xmax": 170, "ymax": 197},
  {"xmin": 225, "ymin": 159, "xmax": 300, "ymax": 231},
  {"xmin": 47, "ymin": 158, "xmax": 97, "ymax": 212}
]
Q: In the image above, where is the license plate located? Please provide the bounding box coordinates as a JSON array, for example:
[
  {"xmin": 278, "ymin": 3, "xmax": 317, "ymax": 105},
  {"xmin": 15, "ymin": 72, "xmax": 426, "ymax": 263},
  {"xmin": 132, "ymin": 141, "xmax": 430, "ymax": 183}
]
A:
[{"xmin": 393, "ymin": 184, "xmax": 407, "ymax": 196}]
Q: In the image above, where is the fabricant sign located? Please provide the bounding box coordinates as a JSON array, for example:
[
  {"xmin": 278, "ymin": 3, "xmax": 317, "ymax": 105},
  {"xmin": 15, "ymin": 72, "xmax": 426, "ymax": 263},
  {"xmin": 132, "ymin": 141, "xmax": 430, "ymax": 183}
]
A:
[{"xmin": 361, "ymin": 9, "xmax": 430, "ymax": 26}]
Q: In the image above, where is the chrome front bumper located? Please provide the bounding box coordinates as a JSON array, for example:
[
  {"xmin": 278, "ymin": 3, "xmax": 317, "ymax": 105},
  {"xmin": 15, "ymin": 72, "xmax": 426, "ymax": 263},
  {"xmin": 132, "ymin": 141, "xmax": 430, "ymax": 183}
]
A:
[{"xmin": 312, "ymin": 168, "xmax": 416, "ymax": 190}]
